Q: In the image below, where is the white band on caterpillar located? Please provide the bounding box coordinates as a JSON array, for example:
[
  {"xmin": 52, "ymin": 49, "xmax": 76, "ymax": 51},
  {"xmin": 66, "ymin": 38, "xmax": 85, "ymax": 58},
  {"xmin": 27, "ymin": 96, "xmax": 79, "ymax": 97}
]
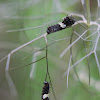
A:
[
  {"xmin": 59, "ymin": 22, "xmax": 66, "ymax": 28},
  {"xmin": 43, "ymin": 94, "xmax": 49, "ymax": 99}
]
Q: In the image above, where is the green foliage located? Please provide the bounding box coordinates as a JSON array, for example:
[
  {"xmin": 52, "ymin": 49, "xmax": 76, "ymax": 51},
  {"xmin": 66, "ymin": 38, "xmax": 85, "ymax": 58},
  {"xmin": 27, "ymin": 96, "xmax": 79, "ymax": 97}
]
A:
[{"xmin": 0, "ymin": 0, "xmax": 100, "ymax": 100}]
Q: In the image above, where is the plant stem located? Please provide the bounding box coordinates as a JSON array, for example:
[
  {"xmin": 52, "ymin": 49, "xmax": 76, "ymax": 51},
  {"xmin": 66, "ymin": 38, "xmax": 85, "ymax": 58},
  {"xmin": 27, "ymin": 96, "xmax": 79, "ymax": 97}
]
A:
[
  {"xmin": 86, "ymin": 0, "xmax": 90, "ymax": 25},
  {"xmin": 85, "ymin": 0, "xmax": 91, "ymax": 51}
]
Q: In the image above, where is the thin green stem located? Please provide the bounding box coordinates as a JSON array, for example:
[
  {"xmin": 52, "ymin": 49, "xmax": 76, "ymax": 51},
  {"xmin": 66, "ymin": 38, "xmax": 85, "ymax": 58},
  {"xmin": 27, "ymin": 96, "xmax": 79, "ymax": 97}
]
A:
[
  {"xmin": 85, "ymin": 0, "xmax": 91, "ymax": 53},
  {"xmin": 45, "ymin": 43, "xmax": 48, "ymax": 81},
  {"xmin": 9, "ymin": 56, "xmax": 46, "ymax": 70},
  {"xmin": 84, "ymin": 0, "xmax": 91, "ymax": 82},
  {"xmin": 45, "ymin": 41, "xmax": 57, "ymax": 100},
  {"xmin": 86, "ymin": 0, "xmax": 91, "ymax": 25}
]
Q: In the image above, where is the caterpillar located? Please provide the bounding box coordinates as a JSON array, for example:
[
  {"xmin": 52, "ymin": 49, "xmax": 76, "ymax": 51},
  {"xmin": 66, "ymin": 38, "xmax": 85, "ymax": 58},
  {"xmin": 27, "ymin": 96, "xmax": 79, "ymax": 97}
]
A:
[
  {"xmin": 42, "ymin": 81, "xmax": 50, "ymax": 100},
  {"xmin": 46, "ymin": 16, "xmax": 75, "ymax": 34}
]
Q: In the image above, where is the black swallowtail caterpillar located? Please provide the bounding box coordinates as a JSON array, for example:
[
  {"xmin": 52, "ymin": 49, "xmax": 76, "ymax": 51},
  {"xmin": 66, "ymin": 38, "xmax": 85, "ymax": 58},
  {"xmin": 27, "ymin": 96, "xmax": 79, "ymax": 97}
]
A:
[
  {"xmin": 42, "ymin": 81, "xmax": 50, "ymax": 100},
  {"xmin": 41, "ymin": 16, "xmax": 75, "ymax": 100},
  {"xmin": 46, "ymin": 16, "xmax": 75, "ymax": 34}
]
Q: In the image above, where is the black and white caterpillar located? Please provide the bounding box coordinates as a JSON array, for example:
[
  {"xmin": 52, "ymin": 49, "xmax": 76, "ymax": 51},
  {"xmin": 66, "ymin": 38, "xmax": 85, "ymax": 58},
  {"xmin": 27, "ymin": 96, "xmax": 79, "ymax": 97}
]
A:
[
  {"xmin": 42, "ymin": 81, "xmax": 50, "ymax": 100},
  {"xmin": 46, "ymin": 16, "xmax": 75, "ymax": 34}
]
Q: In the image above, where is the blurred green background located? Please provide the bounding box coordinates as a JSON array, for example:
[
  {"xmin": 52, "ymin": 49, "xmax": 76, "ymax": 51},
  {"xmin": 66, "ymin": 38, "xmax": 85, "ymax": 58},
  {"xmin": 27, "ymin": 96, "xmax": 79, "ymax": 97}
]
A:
[{"xmin": 0, "ymin": 0, "xmax": 100, "ymax": 100}]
